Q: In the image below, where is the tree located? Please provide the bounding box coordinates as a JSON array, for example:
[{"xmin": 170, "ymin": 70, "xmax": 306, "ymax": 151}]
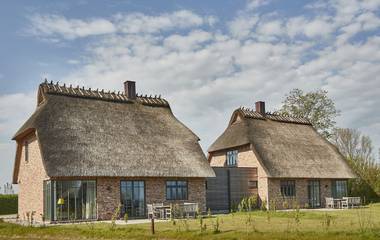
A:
[
  {"xmin": 331, "ymin": 128, "xmax": 380, "ymax": 201},
  {"xmin": 278, "ymin": 89, "xmax": 340, "ymax": 139},
  {"xmin": 331, "ymin": 128, "xmax": 374, "ymax": 163}
]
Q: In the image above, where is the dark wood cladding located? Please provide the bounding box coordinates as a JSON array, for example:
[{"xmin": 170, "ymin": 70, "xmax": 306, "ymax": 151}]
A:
[{"xmin": 206, "ymin": 167, "xmax": 258, "ymax": 211}]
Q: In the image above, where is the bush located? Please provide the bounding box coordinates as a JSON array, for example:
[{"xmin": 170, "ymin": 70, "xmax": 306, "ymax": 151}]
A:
[
  {"xmin": 238, "ymin": 195, "xmax": 258, "ymax": 212},
  {"xmin": 0, "ymin": 194, "xmax": 18, "ymax": 215}
]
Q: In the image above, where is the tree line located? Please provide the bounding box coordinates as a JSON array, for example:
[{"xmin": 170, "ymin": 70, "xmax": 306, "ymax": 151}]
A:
[{"xmin": 278, "ymin": 89, "xmax": 380, "ymax": 202}]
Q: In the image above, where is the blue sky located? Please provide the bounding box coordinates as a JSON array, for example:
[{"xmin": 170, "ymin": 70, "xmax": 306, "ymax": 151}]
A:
[{"xmin": 1, "ymin": 0, "xmax": 380, "ymax": 190}]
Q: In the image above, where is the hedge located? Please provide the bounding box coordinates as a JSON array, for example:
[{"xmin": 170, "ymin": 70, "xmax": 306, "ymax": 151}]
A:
[{"xmin": 0, "ymin": 194, "xmax": 18, "ymax": 215}]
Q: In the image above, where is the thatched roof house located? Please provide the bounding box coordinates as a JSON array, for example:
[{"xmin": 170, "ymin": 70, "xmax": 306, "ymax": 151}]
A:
[
  {"xmin": 13, "ymin": 80, "xmax": 214, "ymax": 222},
  {"xmin": 206, "ymin": 101, "xmax": 356, "ymax": 211}
]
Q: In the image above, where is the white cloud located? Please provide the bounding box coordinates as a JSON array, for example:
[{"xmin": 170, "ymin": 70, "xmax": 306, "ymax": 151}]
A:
[
  {"xmin": 256, "ymin": 20, "xmax": 283, "ymax": 36},
  {"xmin": 28, "ymin": 14, "xmax": 117, "ymax": 39},
  {"xmin": 228, "ymin": 14, "xmax": 259, "ymax": 39},
  {"xmin": 304, "ymin": 19, "xmax": 334, "ymax": 38},
  {"xmin": 164, "ymin": 30, "xmax": 212, "ymax": 51},
  {"xmin": 247, "ymin": 0, "xmax": 271, "ymax": 10},
  {"xmin": 114, "ymin": 10, "xmax": 205, "ymax": 34},
  {"xmin": 28, "ymin": 10, "xmax": 213, "ymax": 41}
]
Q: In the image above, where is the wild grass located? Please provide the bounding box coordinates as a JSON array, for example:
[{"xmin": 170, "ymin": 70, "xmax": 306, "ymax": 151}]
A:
[{"xmin": 1, "ymin": 203, "xmax": 380, "ymax": 239}]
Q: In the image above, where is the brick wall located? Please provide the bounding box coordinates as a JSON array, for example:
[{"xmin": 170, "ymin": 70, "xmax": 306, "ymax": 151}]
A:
[
  {"xmin": 267, "ymin": 178, "xmax": 333, "ymax": 209},
  {"xmin": 96, "ymin": 177, "xmax": 206, "ymax": 220},
  {"xmin": 17, "ymin": 133, "xmax": 49, "ymax": 222}
]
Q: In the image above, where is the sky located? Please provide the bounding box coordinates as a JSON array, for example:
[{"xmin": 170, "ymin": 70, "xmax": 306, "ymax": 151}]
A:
[{"xmin": 0, "ymin": 0, "xmax": 380, "ymax": 190}]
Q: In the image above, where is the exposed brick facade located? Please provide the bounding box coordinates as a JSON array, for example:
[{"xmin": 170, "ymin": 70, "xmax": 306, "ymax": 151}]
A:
[
  {"xmin": 17, "ymin": 133, "xmax": 49, "ymax": 222},
  {"xmin": 97, "ymin": 177, "xmax": 206, "ymax": 220},
  {"xmin": 267, "ymin": 179, "xmax": 333, "ymax": 209}
]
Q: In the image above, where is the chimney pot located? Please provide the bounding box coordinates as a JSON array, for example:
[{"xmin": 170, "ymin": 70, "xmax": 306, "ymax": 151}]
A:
[
  {"xmin": 255, "ymin": 101, "xmax": 265, "ymax": 115},
  {"xmin": 124, "ymin": 81, "xmax": 136, "ymax": 100}
]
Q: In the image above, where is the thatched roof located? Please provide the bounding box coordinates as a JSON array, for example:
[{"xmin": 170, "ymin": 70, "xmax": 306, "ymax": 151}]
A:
[
  {"xmin": 13, "ymin": 81, "xmax": 215, "ymax": 179},
  {"xmin": 208, "ymin": 107, "xmax": 356, "ymax": 179}
]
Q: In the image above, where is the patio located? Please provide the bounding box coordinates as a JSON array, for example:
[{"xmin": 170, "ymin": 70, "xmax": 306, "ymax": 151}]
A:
[
  {"xmin": 326, "ymin": 197, "xmax": 361, "ymax": 209},
  {"xmin": 147, "ymin": 202, "xmax": 198, "ymax": 220}
]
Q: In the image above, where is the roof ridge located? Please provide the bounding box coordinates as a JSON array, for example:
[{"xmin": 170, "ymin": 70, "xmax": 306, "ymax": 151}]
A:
[
  {"xmin": 39, "ymin": 80, "xmax": 169, "ymax": 107},
  {"xmin": 238, "ymin": 106, "xmax": 311, "ymax": 125}
]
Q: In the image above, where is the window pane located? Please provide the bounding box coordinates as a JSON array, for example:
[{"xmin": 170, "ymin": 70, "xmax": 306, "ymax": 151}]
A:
[
  {"xmin": 332, "ymin": 180, "xmax": 347, "ymax": 198},
  {"xmin": 281, "ymin": 180, "xmax": 295, "ymax": 197},
  {"xmin": 226, "ymin": 150, "xmax": 238, "ymax": 166},
  {"xmin": 166, "ymin": 181, "xmax": 188, "ymax": 200},
  {"xmin": 53, "ymin": 180, "xmax": 96, "ymax": 221}
]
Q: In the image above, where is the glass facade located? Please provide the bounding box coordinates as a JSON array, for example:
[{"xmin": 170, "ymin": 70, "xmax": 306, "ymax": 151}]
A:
[
  {"xmin": 332, "ymin": 180, "xmax": 348, "ymax": 199},
  {"xmin": 43, "ymin": 180, "xmax": 97, "ymax": 221},
  {"xmin": 120, "ymin": 181, "xmax": 145, "ymax": 218}
]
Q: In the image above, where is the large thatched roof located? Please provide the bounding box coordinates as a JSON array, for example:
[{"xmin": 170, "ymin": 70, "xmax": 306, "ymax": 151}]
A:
[
  {"xmin": 208, "ymin": 107, "xmax": 356, "ymax": 179},
  {"xmin": 13, "ymin": 82, "xmax": 215, "ymax": 179}
]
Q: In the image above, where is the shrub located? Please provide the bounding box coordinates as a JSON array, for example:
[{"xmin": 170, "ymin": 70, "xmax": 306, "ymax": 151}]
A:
[
  {"xmin": 123, "ymin": 213, "xmax": 128, "ymax": 224},
  {"xmin": 238, "ymin": 195, "xmax": 258, "ymax": 212},
  {"xmin": 212, "ymin": 217, "xmax": 220, "ymax": 234},
  {"xmin": 322, "ymin": 212, "xmax": 333, "ymax": 232},
  {"xmin": 110, "ymin": 204, "xmax": 121, "ymax": 230}
]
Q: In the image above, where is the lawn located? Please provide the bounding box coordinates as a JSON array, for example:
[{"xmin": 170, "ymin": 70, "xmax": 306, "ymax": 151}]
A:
[
  {"xmin": 0, "ymin": 195, "xmax": 17, "ymax": 215},
  {"xmin": 1, "ymin": 203, "xmax": 380, "ymax": 240}
]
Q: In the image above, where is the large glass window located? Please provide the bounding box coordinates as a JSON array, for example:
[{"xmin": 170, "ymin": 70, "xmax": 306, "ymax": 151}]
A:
[
  {"xmin": 332, "ymin": 180, "xmax": 348, "ymax": 199},
  {"xmin": 120, "ymin": 181, "xmax": 145, "ymax": 218},
  {"xmin": 43, "ymin": 180, "xmax": 96, "ymax": 221},
  {"xmin": 166, "ymin": 180, "xmax": 188, "ymax": 200},
  {"xmin": 280, "ymin": 180, "xmax": 296, "ymax": 197},
  {"xmin": 43, "ymin": 181, "xmax": 52, "ymax": 220},
  {"xmin": 226, "ymin": 150, "xmax": 238, "ymax": 166}
]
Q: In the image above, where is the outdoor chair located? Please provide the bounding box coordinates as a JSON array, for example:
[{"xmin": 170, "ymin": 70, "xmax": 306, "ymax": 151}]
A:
[
  {"xmin": 325, "ymin": 197, "xmax": 334, "ymax": 208},
  {"xmin": 341, "ymin": 198, "xmax": 348, "ymax": 209},
  {"xmin": 343, "ymin": 197, "xmax": 361, "ymax": 208},
  {"xmin": 183, "ymin": 203, "xmax": 198, "ymax": 218},
  {"xmin": 165, "ymin": 208, "xmax": 172, "ymax": 219},
  {"xmin": 147, "ymin": 204, "xmax": 154, "ymax": 219}
]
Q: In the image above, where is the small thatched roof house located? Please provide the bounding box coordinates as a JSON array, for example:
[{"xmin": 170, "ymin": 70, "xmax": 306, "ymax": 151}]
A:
[
  {"xmin": 13, "ymin": 80, "xmax": 214, "ymax": 222},
  {"xmin": 206, "ymin": 101, "xmax": 355, "ymax": 211}
]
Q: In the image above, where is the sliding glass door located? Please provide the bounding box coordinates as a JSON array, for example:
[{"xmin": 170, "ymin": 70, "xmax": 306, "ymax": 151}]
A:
[
  {"xmin": 308, "ymin": 180, "xmax": 320, "ymax": 208},
  {"xmin": 43, "ymin": 180, "xmax": 96, "ymax": 221},
  {"xmin": 120, "ymin": 181, "xmax": 145, "ymax": 218}
]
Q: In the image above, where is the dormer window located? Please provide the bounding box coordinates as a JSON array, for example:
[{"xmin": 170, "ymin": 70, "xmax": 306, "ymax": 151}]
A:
[
  {"xmin": 24, "ymin": 140, "xmax": 29, "ymax": 163},
  {"xmin": 226, "ymin": 150, "xmax": 238, "ymax": 166}
]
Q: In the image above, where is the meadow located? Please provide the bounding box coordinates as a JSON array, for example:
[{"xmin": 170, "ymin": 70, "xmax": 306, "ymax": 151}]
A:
[{"xmin": 1, "ymin": 203, "xmax": 380, "ymax": 240}]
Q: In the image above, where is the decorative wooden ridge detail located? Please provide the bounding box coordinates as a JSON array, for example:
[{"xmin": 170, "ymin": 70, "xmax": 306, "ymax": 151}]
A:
[
  {"xmin": 39, "ymin": 80, "xmax": 169, "ymax": 107},
  {"xmin": 238, "ymin": 107, "xmax": 311, "ymax": 125}
]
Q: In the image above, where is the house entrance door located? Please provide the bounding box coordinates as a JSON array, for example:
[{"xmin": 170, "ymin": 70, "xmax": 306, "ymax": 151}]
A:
[
  {"xmin": 120, "ymin": 181, "xmax": 145, "ymax": 218},
  {"xmin": 308, "ymin": 180, "xmax": 321, "ymax": 208}
]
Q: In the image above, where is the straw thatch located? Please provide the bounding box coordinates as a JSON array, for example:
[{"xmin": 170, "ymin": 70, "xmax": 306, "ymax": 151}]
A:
[
  {"xmin": 13, "ymin": 82, "xmax": 215, "ymax": 178},
  {"xmin": 208, "ymin": 107, "xmax": 356, "ymax": 179}
]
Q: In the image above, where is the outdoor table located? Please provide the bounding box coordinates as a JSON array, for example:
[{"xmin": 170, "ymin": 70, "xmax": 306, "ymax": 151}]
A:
[
  {"xmin": 333, "ymin": 198, "xmax": 342, "ymax": 209},
  {"xmin": 154, "ymin": 205, "xmax": 171, "ymax": 219}
]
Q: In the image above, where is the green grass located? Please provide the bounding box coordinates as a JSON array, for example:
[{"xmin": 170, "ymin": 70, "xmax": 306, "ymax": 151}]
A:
[
  {"xmin": 0, "ymin": 195, "xmax": 17, "ymax": 215},
  {"xmin": 1, "ymin": 203, "xmax": 380, "ymax": 239}
]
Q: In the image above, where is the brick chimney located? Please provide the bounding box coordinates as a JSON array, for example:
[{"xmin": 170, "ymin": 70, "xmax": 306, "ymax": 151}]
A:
[
  {"xmin": 124, "ymin": 81, "xmax": 136, "ymax": 100},
  {"xmin": 255, "ymin": 101, "xmax": 265, "ymax": 115}
]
